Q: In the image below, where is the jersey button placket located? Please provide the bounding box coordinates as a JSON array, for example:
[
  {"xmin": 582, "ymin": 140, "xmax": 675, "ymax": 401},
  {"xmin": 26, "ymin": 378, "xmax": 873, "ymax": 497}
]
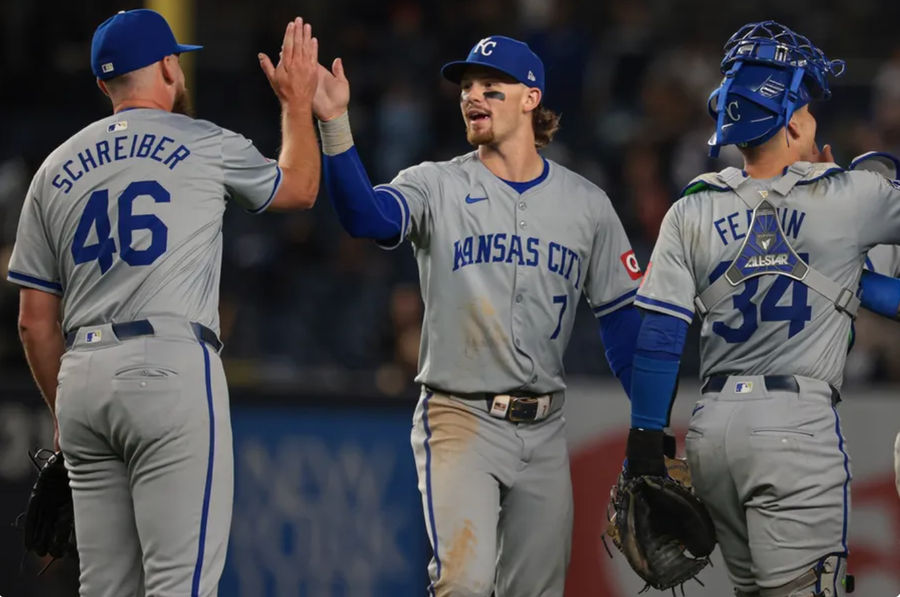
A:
[{"xmin": 511, "ymin": 204, "xmax": 536, "ymax": 381}]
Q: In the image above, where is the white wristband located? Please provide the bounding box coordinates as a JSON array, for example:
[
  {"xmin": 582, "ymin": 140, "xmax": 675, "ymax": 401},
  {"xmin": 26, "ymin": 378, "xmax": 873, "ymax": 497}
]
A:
[{"xmin": 317, "ymin": 111, "xmax": 354, "ymax": 156}]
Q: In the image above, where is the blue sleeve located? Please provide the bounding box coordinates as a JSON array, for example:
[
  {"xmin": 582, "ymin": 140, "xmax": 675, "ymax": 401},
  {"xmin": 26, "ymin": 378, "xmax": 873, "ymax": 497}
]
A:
[
  {"xmin": 629, "ymin": 311, "xmax": 688, "ymax": 429},
  {"xmin": 859, "ymin": 269, "xmax": 900, "ymax": 320},
  {"xmin": 597, "ymin": 304, "xmax": 641, "ymax": 398},
  {"xmin": 322, "ymin": 146, "xmax": 403, "ymax": 240}
]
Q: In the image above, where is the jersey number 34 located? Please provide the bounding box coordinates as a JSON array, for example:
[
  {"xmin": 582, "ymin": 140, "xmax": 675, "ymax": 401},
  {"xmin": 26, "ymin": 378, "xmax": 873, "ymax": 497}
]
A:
[
  {"xmin": 708, "ymin": 254, "xmax": 812, "ymax": 343},
  {"xmin": 71, "ymin": 180, "xmax": 169, "ymax": 274}
]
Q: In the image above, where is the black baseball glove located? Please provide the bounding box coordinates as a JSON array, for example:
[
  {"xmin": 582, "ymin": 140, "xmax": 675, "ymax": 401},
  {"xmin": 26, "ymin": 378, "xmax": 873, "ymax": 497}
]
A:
[
  {"xmin": 21, "ymin": 449, "xmax": 76, "ymax": 561},
  {"xmin": 606, "ymin": 429, "xmax": 717, "ymax": 592}
]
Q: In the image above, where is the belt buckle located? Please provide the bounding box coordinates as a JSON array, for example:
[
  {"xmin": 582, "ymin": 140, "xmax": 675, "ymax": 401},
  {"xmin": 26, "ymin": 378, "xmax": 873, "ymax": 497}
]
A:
[
  {"xmin": 508, "ymin": 397, "xmax": 537, "ymax": 423},
  {"xmin": 508, "ymin": 395, "xmax": 552, "ymax": 423}
]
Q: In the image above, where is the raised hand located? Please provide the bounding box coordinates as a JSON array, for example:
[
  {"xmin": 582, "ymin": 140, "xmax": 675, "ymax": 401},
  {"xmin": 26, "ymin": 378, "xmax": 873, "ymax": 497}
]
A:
[
  {"xmin": 313, "ymin": 58, "xmax": 351, "ymax": 121},
  {"xmin": 258, "ymin": 17, "xmax": 319, "ymax": 108}
]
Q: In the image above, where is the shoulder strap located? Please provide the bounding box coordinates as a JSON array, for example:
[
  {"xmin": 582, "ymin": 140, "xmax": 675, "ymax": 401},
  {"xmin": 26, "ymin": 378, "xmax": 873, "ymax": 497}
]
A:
[
  {"xmin": 679, "ymin": 172, "xmax": 731, "ymax": 197},
  {"xmin": 695, "ymin": 199, "xmax": 860, "ymax": 319}
]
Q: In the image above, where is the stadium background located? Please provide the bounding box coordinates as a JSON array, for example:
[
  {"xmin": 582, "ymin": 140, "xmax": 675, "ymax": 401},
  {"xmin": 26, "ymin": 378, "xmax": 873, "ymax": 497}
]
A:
[{"xmin": 1, "ymin": 0, "xmax": 899, "ymax": 594}]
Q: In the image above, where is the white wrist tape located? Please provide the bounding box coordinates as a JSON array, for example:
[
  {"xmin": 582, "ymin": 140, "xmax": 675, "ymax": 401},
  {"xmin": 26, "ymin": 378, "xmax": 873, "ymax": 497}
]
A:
[{"xmin": 317, "ymin": 111, "xmax": 354, "ymax": 156}]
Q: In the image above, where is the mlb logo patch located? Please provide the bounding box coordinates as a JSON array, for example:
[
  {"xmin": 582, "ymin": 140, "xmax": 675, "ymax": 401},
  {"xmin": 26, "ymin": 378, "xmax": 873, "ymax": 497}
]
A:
[
  {"xmin": 85, "ymin": 329, "xmax": 102, "ymax": 343},
  {"xmin": 107, "ymin": 121, "xmax": 128, "ymax": 133},
  {"xmin": 735, "ymin": 381, "xmax": 753, "ymax": 394}
]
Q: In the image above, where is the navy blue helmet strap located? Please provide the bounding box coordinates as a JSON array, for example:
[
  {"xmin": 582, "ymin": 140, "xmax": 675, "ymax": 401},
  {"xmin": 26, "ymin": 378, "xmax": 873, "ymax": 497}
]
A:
[
  {"xmin": 781, "ymin": 67, "xmax": 808, "ymax": 149},
  {"xmin": 710, "ymin": 62, "xmax": 743, "ymax": 158}
]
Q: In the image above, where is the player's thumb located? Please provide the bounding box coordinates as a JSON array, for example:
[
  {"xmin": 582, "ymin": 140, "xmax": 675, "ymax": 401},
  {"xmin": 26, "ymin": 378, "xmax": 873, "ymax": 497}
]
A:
[
  {"xmin": 258, "ymin": 53, "xmax": 276, "ymax": 82},
  {"xmin": 333, "ymin": 57, "xmax": 348, "ymax": 82}
]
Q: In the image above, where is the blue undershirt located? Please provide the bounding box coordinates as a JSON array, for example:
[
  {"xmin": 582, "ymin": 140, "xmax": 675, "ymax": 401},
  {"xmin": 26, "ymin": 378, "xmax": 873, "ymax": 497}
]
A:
[
  {"xmin": 322, "ymin": 146, "xmax": 404, "ymax": 240},
  {"xmin": 498, "ymin": 159, "xmax": 549, "ymax": 194},
  {"xmin": 598, "ymin": 304, "xmax": 641, "ymax": 398},
  {"xmin": 630, "ymin": 311, "xmax": 688, "ymax": 429},
  {"xmin": 859, "ymin": 269, "xmax": 900, "ymax": 319}
]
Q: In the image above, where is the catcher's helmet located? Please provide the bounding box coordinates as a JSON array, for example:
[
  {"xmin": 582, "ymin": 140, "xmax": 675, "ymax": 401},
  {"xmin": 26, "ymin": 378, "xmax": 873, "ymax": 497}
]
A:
[{"xmin": 707, "ymin": 21, "xmax": 845, "ymax": 157}]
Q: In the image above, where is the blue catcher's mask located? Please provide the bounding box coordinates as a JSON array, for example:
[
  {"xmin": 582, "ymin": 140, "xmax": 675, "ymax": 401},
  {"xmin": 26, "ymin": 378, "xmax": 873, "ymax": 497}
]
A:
[{"xmin": 707, "ymin": 21, "xmax": 845, "ymax": 157}]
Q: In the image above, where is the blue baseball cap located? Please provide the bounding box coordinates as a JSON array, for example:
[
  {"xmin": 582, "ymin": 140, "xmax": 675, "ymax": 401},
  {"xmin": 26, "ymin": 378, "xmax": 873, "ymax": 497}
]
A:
[
  {"xmin": 91, "ymin": 9, "xmax": 203, "ymax": 80},
  {"xmin": 441, "ymin": 36, "xmax": 545, "ymax": 94}
]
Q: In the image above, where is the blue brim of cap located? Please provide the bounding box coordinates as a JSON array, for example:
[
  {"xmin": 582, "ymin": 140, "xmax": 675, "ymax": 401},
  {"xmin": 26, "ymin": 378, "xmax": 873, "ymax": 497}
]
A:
[
  {"xmin": 441, "ymin": 60, "xmax": 517, "ymax": 85},
  {"xmin": 175, "ymin": 43, "xmax": 203, "ymax": 53}
]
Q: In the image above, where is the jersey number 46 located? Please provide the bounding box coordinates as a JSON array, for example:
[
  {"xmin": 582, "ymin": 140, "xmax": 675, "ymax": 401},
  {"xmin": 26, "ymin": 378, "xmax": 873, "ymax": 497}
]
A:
[
  {"xmin": 71, "ymin": 180, "xmax": 169, "ymax": 274},
  {"xmin": 708, "ymin": 255, "xmax": 813, "ymax": 343}
]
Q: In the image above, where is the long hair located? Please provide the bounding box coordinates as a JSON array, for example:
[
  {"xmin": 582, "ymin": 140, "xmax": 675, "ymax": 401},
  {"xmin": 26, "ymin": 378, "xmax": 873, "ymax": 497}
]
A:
[{"xmin": 532, "ymin": 104, "xmax": 561, "ymax": 148}]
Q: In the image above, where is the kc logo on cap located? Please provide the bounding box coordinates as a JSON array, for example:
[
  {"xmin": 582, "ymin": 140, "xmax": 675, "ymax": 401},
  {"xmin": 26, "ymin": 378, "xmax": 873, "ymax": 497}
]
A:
[
  {"xmin": 473, "ymin": 38, "xmax": 498, "ymax": 56},
  {"xmin": 441, "ymin": 35, "xmax": 546, "ymax": 95}
]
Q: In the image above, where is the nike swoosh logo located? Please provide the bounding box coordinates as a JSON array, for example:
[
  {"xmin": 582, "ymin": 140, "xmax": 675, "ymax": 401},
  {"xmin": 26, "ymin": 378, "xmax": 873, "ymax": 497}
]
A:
[{"xmin": 465, "ymin": 194, "xmax": 488, "ymax": 204}]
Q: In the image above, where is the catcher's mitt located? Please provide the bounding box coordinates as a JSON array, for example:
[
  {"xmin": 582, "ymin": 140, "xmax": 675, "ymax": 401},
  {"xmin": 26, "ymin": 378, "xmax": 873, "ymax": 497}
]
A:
[
  {"xmin": 606, "ymin": 457, "xmax": 716, "ymax": 593},
  {"xmin": 19, "ymin": 449, "xmax": 76, "ymax": 563}
]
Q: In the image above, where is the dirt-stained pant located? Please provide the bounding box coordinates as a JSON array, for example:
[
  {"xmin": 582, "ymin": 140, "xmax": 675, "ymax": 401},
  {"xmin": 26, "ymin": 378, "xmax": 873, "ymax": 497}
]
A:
[
  {"xmin": 410, "ymin": 389, "xmax": 572, "ymax": 597},
  {"xmin": 56, "ymin": 317, "xmax": 233, "ymax": 597},
  {"xmin": 685, "ymin": 375, "xmax": 850, "ymax": 596}
]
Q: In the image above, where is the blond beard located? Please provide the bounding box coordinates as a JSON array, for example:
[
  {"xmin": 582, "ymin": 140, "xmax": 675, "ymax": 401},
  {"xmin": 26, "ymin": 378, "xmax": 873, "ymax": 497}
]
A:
[
  {"xmin": 172, "ymin": 86, "xmax": 194, "ymax": 117},
  {"xmin": 466, "ymin": 125, "xmax": 495, "ymax": 147}
]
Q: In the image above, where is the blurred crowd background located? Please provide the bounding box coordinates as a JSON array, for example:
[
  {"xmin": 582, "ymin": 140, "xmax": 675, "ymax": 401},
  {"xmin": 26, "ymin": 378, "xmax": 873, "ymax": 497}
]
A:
[{"xmin": 2, "ymin": 0, "xmax": 900, "ymax": 397}]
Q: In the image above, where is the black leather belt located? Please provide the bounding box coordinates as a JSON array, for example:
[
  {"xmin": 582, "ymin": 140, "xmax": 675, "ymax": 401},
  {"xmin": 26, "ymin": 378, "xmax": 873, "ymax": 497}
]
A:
[
  {"xmin": 65, "ymin": 319, "xmax": 222, "ymax": 352},
  {"xmin": 425, "ymin": 387, "xmax": 555, "ymax": 423},
  {"xmin": 483, "ymin": 395, "xmax": 552, "ymax": 423},
  {"xmin": 701, "ymin": 375, "xmax": 840, "ymax": 406}
]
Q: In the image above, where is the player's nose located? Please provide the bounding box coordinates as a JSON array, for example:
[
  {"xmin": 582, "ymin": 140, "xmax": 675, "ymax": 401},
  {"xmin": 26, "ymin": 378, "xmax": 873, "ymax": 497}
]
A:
[{"xmin": 461, "ymin": 83, "xmax": 487, "ymax": 103}]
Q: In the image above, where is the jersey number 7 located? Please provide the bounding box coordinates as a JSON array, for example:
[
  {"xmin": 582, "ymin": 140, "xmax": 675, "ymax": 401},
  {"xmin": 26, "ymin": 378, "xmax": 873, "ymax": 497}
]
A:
[
  {"xmin": 71, "ymin": 180, "xmax": 169, "ymax": 274},
  {"xmin": 708, "ymin": 254, "xmax": 813, "ymax": 343}
]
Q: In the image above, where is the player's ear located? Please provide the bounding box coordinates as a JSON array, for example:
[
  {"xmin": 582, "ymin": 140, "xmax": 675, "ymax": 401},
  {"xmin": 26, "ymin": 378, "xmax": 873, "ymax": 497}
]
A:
[
  {"xmin": 786, "ymin": 114, "xmax": 802, "ymax": 142},
  {"xmin": 160, "ymin": 55, "xmax": 177, "ymax": 85},
  {"xmin": 523, "ymin": 87, "xmax": 541, "ymax": 113},
  {"xmin": 96, "ymin": 78, "xmax": 111, "ymax": 98}
]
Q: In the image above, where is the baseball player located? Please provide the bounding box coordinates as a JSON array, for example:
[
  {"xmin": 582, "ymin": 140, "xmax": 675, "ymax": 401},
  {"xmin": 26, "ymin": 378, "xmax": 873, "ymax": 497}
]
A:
[
  {"xmin": 312, "ymin": 36, "xmax": 642, "ymax": 595},
  {"xmin": 622, "ymin": 21, "xmax": 900, "ymax": 597},
  {"xmin": 846, "ymin": 152, "xmax": 900, "ymax": 502},
  {"xmin": 861, "ymin": 247, "xmax": 900, "ymax": 502},
  {"xmin": 7, "ymin": 10, "xmax": 321, "ymax": 595}
]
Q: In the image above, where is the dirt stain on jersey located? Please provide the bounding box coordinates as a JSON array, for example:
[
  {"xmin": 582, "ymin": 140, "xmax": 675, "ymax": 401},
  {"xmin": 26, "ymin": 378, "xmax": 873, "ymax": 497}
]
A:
[{"xmin": 462, "ymin": 298, "xmax": 509, "ymax": 358}]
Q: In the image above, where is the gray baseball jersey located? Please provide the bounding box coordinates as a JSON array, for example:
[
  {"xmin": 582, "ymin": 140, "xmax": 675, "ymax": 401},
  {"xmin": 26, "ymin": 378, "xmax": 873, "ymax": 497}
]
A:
[
  {"xmin": 8, "ymin": 108, "xmax": 280, "ymax": 335},
  {"xmin": 637, "ymin": 163, "xmax": 900, "ymax": 389},
  {"xmin": 379, "ymin": 151, "xmax": 641, "ymax": 394},
  {"xmin": 7, "ymin": 107, "xmax": 280, "ymax": 596},
  {"xmin": 638, "ymin": 162, "xmax": 900, "ymax": 594},
  {"xmin": 865, "ymin": 244, "xmax": 900, "ymax": 276},
  {"xmin": 375, "ymin": 151, "xmax": 639, "ymax": 596}
]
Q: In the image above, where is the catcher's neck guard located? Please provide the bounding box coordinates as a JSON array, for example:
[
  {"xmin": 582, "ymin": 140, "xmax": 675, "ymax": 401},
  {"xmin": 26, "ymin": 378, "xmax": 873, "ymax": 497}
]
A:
[{"xmin": 707, "ymin": 21, "xmax": 845, "ymax": 157}]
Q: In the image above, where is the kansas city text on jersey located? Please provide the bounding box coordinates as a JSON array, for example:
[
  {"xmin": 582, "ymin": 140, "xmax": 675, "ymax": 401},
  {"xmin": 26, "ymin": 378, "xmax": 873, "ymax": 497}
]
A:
[
  {"xmin": 452, "ymin": 233, "xmax": 583, "ymax": 289},
  {"xmin": 52, "ymin": 131, "xmax": 191, "ymax": 194}
]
